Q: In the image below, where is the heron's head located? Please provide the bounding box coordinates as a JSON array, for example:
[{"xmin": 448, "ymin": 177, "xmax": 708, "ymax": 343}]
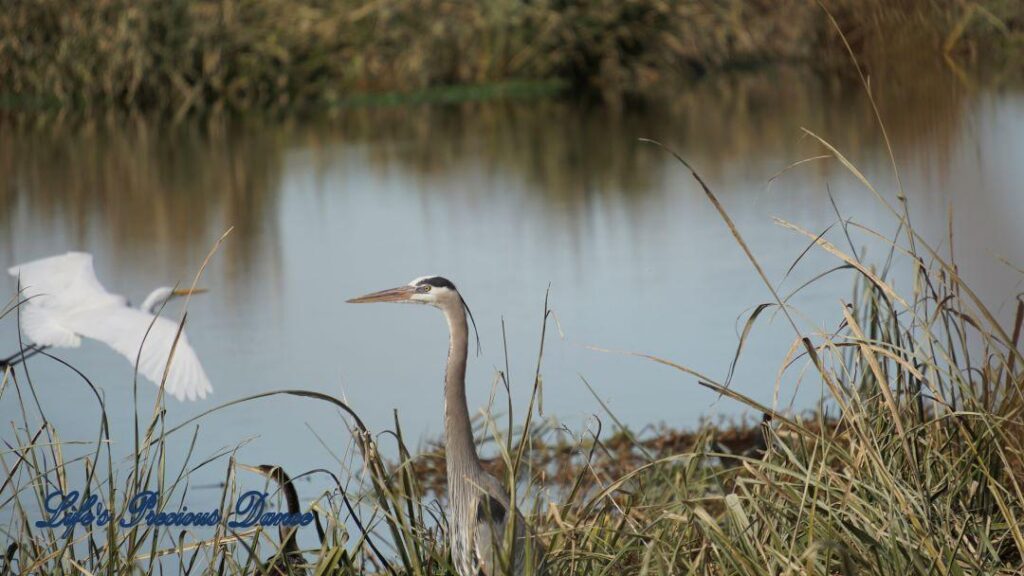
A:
[
  {"xmin": 347, "ymin": 275, "xmax": 482, "ymax": 353},
  {"xmin": 346, "ymin": 276, "xmax": 461, "ymax": 308},
  {"xmin": 237, "ymin": 463, "xmax": 292, "ymax": 485}
]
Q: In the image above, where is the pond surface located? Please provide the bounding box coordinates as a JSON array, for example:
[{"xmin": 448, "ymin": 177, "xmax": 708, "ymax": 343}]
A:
[{"xmin": 1, "ymin": 68, "xmax": 1023, "ymax": 513}]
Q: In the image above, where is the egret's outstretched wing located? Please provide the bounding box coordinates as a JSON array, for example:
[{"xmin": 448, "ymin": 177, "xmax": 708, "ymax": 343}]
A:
[
  {"xmin": 8, "ymin": 252, "xmax": 125, "ymax": 348},
  {"xmin": 18, "ymin": 305, "xmax": 82, "ymax": 348},
  {"xmin": 68, "ymin": 307, "xmax": 212, "ymax": 401},
  {"xmin": 8, "ymin": 252, "xmax": 122, "ymax": 309}
]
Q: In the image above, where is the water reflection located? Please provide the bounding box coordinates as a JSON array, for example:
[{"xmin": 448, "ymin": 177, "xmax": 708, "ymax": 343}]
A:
[
  {"xmin": 0, "ymin": 117, "xmax": 284, "ymax": 288},
  {"xmin": 0, "ymin": 67, "xmax": 975, "ymax": 281}
]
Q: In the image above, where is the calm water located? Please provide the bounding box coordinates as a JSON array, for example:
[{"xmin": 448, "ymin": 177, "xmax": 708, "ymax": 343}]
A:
[{"xmin": 2, "ymin": 69, "xmax": 1023, "ymax": 512}]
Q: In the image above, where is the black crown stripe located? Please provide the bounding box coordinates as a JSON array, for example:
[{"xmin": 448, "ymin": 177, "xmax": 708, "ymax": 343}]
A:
[{"xmin": 415, "ymin": 276, "xmax": 456, "ymax": 290}]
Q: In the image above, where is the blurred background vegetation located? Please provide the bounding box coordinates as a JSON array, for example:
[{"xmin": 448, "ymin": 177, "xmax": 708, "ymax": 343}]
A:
[{"xmin": 1, "ymin": 0, "xmax": 1020, "ymax": 114}]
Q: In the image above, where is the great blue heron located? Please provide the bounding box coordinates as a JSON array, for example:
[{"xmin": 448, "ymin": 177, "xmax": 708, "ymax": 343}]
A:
[
  {"xmin": 4, "ymin": 252, "xmax": 212, "ymax": 402},
  {"xmin": 348, "ymin": 276, "xmax": 546, "ymax": 576}
]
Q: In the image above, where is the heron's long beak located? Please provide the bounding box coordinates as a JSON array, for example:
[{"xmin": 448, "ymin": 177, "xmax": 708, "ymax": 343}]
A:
[
  {"xmin": 346, "ymin": 285, "xmax": 416, "ymax": 304},
  {"xmin": 236, "ymin": 463, "xmax": 280, "ymax": 478},
  {"xmin": 236, "ymin": 463, "xmax": 265, "ymax": 475},
  {"xmin": 171, "ymin": 288, "xmax": 208, "ymax": 297}
]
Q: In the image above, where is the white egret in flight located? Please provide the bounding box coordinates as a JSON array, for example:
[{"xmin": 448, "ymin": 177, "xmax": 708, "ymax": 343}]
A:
[{"xmin": 6, "ymin": 252, "xmax": 212, "ymax": 402}]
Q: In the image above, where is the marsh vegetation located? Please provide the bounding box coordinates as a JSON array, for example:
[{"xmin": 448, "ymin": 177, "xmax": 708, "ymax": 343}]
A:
[
  {"xmin": 3, "ymin": 131, "xmax": 1023, "ymax": 573},
  {"xmin": 0, "ymin": 0, "xmax": 1020, "ymax": 114}
]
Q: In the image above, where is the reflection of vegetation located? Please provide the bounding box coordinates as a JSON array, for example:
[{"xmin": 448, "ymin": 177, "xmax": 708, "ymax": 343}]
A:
[
  {"xmin": 0, "ymin": 0, "xmax": 1018, "ymax": 113},
  {"xmin": 319, "ymin": 66, "xmax": 972, "ymax": 203},
  {"xmin": 0, "ymin": 64, "xmax": 981, "ymax": 279},
  {"xmin": 0, "ymin": 115, "xmax": 284, "ymax": 285}
]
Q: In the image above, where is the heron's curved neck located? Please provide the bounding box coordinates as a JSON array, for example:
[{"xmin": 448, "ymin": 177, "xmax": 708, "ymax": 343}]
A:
[
  {"xmin": 271, "ymin": 468, "xmax": 302, "ymax": 555},
  {"xmin": 442, "ymin": 301, "xmax": 483, "ymax": 478}
]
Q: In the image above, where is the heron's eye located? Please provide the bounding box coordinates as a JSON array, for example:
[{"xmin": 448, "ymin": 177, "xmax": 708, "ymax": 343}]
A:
[{"xmin": 418, "ymin": 285, "xmax": 431, "ymax": 293}]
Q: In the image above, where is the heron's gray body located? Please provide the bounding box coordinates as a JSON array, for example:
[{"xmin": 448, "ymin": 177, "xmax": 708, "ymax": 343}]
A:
[{"xmin": 442, "ymin": 302, "xmax": 543, "ymax": 576}]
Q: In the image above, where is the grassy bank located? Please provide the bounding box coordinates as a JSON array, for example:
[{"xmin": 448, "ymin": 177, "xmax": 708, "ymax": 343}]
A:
[
  {"xmin": 3, "ymin": 120, "xmax": 1023, "ymax": 574},
  {"xmin": 1, "ymin": 0, "xmax": 1020, "ymax": 114}
]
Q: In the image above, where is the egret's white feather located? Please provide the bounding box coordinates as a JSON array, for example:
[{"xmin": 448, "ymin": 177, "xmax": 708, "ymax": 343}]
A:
[
  {"xmin": 19, "ymin": 305, "xmax": 82, "ymax": 348},
  {"xmin": 7, "ymin": 251, "xmax": 212, "ymax": 402},
  {"xmin": 9, "ymin": 252, "xmax": 124, "ymax": 310},
  {"xmin": 67, "ymin": 308, "xmax": 212, "ymax": 402}
]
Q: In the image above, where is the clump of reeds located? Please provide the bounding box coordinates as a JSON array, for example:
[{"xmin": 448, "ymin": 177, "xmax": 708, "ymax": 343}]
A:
[
  {"xmin": 0, "ymin": 0, "xmax": 1018, "ymax": 114},
  {"xmin": 534, "ymin": 142, "xmax": 1024, "ymax": 573}
]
